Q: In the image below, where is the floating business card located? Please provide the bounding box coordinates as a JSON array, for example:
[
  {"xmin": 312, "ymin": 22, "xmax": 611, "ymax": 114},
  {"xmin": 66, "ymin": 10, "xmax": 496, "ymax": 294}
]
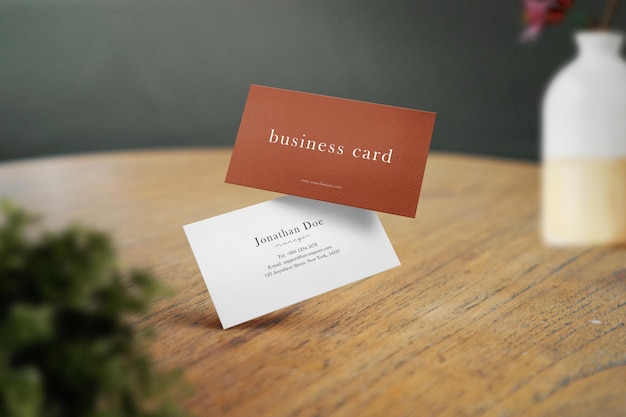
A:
[
  {"xmin": 225, "ymin": 85, "xmax": 436, "ymax": 218},
  {"xmin": 183, "ymin": 196, "xmax": 400, "ymax": 329}
]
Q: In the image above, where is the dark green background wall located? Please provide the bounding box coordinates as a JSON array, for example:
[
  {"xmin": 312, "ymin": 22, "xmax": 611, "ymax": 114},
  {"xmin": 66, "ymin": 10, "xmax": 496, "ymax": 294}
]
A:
[{"xmin": 1, "ymin": 0, "xmax": 625, "ymax": 161}]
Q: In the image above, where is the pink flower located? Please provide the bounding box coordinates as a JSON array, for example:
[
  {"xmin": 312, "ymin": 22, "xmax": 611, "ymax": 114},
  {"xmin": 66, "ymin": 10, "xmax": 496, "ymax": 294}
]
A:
[
  {"xmin": 520, "ymin": 0, "xmax": 556, "ymax": 42},
  {"xmin": 520, "ymin": 0, "xmax": 622, "ymax": 43}
]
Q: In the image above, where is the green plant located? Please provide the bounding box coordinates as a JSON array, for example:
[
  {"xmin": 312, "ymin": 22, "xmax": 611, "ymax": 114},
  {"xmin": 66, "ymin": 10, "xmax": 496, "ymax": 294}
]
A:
[{"xmin": 0, "ymin": 201, "xmax": 191, "ymax": 417}]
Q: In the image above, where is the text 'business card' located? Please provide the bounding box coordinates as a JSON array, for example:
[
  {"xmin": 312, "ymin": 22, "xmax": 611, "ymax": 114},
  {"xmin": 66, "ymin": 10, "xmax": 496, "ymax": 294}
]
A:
[{"xmin": 225, "ymin": 85, "xmax": 436, "ymax": 218}]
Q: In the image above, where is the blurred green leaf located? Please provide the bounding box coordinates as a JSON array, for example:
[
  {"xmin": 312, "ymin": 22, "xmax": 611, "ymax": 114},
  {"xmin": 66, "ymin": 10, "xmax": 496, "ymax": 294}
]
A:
[{"xmin": 0, "ymin": 201, "xmax": 192, "ymax": 417}]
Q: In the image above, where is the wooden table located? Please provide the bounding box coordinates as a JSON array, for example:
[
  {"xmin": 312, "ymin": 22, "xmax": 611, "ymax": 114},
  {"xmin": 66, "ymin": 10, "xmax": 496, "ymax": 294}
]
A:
[{"xmin": 1, "ymin": 149, "xmax": 624, "ymax": 416}]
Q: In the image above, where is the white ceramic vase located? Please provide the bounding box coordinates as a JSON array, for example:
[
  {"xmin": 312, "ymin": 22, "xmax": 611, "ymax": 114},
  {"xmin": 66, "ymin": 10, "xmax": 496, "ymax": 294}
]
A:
[{"xmin": 542, "ymin": 31, "xmax": 626, "ymax": 246}]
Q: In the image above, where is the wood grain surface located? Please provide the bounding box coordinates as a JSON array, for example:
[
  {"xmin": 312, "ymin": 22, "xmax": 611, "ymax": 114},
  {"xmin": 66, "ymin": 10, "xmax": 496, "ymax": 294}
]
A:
[{"xmin": 1, "ymin": 149, "xmax": 624, "ymax": 416}]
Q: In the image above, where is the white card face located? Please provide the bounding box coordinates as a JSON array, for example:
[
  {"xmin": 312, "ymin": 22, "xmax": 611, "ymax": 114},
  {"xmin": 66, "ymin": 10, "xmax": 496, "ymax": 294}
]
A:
[{"xmin": 183, "ymin": 196, "xmax": 400, "ymax": 329}]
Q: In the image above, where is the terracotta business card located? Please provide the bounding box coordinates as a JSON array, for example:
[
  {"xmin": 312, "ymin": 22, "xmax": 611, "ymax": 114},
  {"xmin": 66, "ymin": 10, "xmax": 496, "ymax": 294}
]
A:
[{"xmin": 225, "ymin": 85, "xmax": 436, "ymax": 218}]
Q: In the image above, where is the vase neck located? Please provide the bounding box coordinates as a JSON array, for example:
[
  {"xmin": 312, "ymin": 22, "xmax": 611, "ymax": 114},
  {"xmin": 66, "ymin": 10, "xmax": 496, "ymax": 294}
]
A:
[{"xmin": 575, "ymin": 31, "xmax": 624, "ymax": 60}]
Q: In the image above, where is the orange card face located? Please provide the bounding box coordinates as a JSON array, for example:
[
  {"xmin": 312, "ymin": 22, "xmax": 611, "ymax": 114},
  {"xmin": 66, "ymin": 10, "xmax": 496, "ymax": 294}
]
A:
[{"xmin": 225, "ymin": 85, "xmax": 436, "ymax": 217}]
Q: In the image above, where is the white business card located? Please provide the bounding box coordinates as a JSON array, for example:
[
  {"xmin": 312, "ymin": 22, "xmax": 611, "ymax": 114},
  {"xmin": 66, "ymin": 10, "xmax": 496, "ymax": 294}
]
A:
[{"xmin": 183, "ymin": 196, "xmax": 400, "ymax": 329}]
